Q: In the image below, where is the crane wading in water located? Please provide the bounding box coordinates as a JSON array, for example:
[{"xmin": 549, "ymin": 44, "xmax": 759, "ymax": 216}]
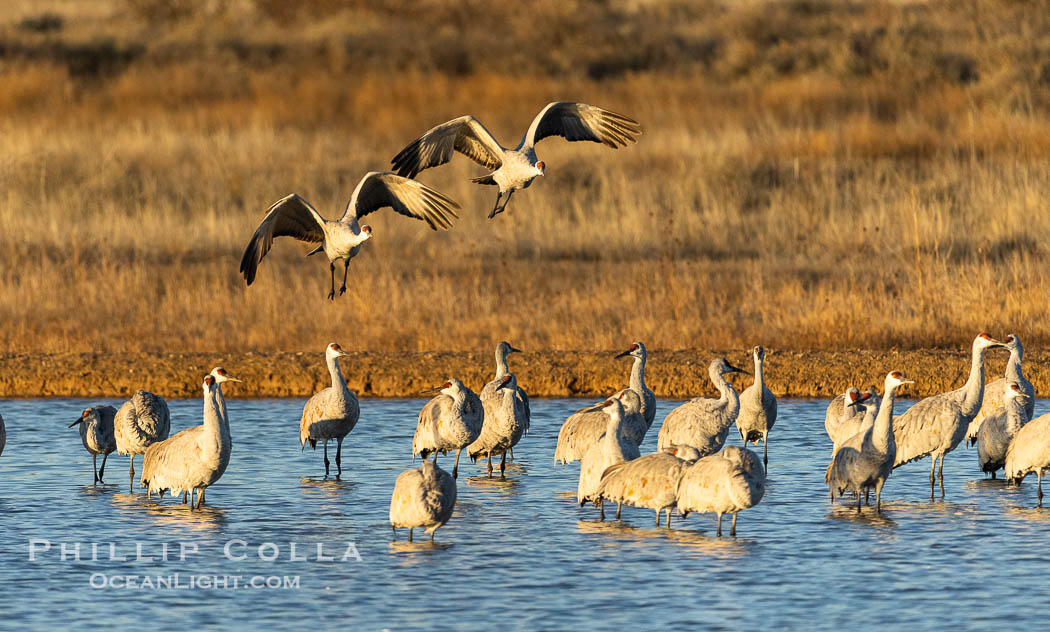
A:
[
  {"xmin": 736, "ymin": 346, "xmax": 778, "ymax": 468},
  {"xmin": 892, "ymin": 333, "xmax": 1006, "ymax": 499},
  {"xmin": 70, "ymin": 406, "xmax": 117, "ymax": 485},
  {"xmin": 114, "ymin": 390, "xmax": 170, "ymax": 493},
  {"xmin": 390, "ymin": 459, "xmax": 457, "ymax": 543},
  {"xmin": 413, "ymin": 379, "xmax": 483, "ymax": 479},
  {"xmin": 239, "ymin": 172, "xmax": 460, "ymax": 300},
  {"xmin": 657, "ymin": 358, "xmax": 748, "ymax": 455},
  {"xmin": 300, "ymin": 343, "xmax": 360, "ymax": 479},
  {"xmin": 392, "ymin": 102, "xmax": 641, "ymax": 218}
]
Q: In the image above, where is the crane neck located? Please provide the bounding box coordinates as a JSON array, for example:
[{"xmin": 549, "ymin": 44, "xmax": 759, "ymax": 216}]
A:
[
  {"xmin": 1005, "ymin": 348, "xmax": 1024, "ymax": 382},
  {"xmin": 604, "ymin": 405, "xmax": 625, "ymax": 443},
  {"xmin": 202, "ymin": 387, "xmax": 223, "ymax": 449},
  {"xmin": 327, "ymin": 355, "xmax": 347, "ymax": 392},
  {"xmin": 494, "ymin": 349, "xmax": 510, "ymax": 380},
  {"xmin": 961, "ymin": 345, "xmax": 990, "ymax": 418},
  {"xmin": 752, "ymin": 355, "xmax": 765, "ymax": 388},
  {"xmin": 871, "ymin": 384, "xmax": 899, "ymax": 452},
  {"xmin": 709, "ymin": 367, "xmax": 740, "ymax": 422},
  {"xmin": 629, "ymin": 355, "xmax": 647, "ymax": 394},
  {"xmin": 1005, "ymin": 398, "xmax": 1028, "ymax": 435}
]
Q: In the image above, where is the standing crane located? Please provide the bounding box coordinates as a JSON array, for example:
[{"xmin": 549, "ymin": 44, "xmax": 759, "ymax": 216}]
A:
[
  {"xmin": 469, "ymin": 374, "xmax": 529, "ymax": 477},
  {"xmin": 976, "ymin": 382, "xmax": 1030, "ymax": 478},
  {"xmin": 114, "ymin": 390, "xmax": 170, "ymax": 492},
  {"xmin": 300, "ymin": 343, "xmax": 360, "ymax": 479},
  {"xmin": 656, "ymin": 358, "xmax": 748, "ymax": 454},
  {"xmin": 391, "ymin": 102, "xmax": 641, "ymax": 217},
  {"xmin": 390, "ymin": 460, "xmax": 457, "ymax": 542},
  {"xmin": 596, "ymin": 444, "xmax": 702, "ymax": 527},
  {"xmin": 576, "ymin": 397, "xmax": 641, "ymax": 518},
  {"xmin": 615, "ymin": 341, "xmax": 657, "ymax": 430},
  {"xmin": 239, "ymin": 172, "xmax": 460, "ymax": 300},
  {"xmin": 826, "ymin": 372, "xmax": 912, "ymax": 512},
  {"xmin": 1005, "ymin": 410, "xmax": 1050, "ymax": 505},
  {"xmin": 69, "ymin": 406, "xmax": 117, "ymax": 484},
  {"xmin": 477, "ymin": 341, "xmax": 530, "ymax": 456},
  {"xmin": 413, "ymin": 379, "xmax": 483, "ymax": 479},
  {"xmin": 676, "ymin": 445, "xmax": 766, "ymax": 537},
  {"xmin": 967, "ymin": 333, "xmax": 1035, "ymax": 446},
  {"xmin": 140, "ymin": 375, "xmax": 231, "ymax": 509},
  {"xmin": 735, "ymin": 346, "xmax": 778, "ymax": 467},
  {"xmin": 893, "ymin": 333, "xmax": 1006, "ymax": 498}
]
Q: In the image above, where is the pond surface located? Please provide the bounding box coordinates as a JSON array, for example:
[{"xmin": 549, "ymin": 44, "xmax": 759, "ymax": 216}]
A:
[{"xmin": 2, "ymin": 397, "xmax": 1050, "ymax": 630}]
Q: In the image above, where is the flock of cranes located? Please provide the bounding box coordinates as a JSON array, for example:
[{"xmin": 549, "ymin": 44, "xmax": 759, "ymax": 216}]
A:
[{"xmin": 0, "ymin": 329, "xmax": 1038, "ymax": 541}]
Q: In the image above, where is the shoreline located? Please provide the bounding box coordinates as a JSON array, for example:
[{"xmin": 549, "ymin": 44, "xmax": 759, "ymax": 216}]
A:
[{"xmin": 0, "ymin": 349, "xmax": 1042, "ymax": 400}]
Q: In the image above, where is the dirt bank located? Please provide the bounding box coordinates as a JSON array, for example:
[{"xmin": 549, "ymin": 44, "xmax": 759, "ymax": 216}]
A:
[{"xmin": 0, "ymin": 349, "xmax": 1044, "ymax": 401}]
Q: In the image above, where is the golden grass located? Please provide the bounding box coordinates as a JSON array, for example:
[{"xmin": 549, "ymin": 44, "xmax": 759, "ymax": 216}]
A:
[{"xmin": 2, "ymin": 0, "xmax": 1050, "ymax": 355}]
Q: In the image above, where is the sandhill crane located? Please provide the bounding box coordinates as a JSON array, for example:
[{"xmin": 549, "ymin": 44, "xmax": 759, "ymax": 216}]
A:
[
  {"xmin": 300, "ymin": 343, "xmax": 360, "ymax": 479},
  {"xmin": 893, "ymin": 333, "xmax": 1006, "ymax": 498},
  {"xmin": 69, "ymin": 406, "xmax": 117, "ymax": 484},
  {"xmin": 676, "ymin": 445, "xmax": 766, "ymax": 537},
  {"xmin": 977, "ymin": 382, "xmax": 1030, "ymax": 478},
  {"xmin": 736, "ymin": 346, "xmax": 777, "ymax": 467},
  {"xmin": 140, "ymin": 375, "xmax": 231, "ymax": 509},
  {"xmin": 468, "ymin": 374, "xmax": 529, "ymax": 477},
  {"xmin": 187, "ymin": 367, "xmax": 242, "ymax": 505},
  {"xmin": 390, "ymin": 459, "xmax": 457, "ymax": 542},
  {"xmin": 597, "ymin": 445, "xmax": 702, "ymax": 527},
  {"xmin": 555, "ymin": 389, "xmax": 646, "ymax": 464},
  {"xmin": 576, "ymin": 397, "xmax": 642, "ymax": 517},
  {"xmin": 615, "ymin": 341, "xmax": 657, "ymax": 430},
  {"xmin": 239, "ymin": 172, "xmax": 460, "ymax": 300},
  {"xmin": 478, "ymin": 340, "xmax": 530, "ymax": 442},
  {"xmin": 1005, "ymin": 411, "xmax": 1050, "ymax": 505},
  {"xmin": 391, "ymin": 102, "xmax": 641, "ymax": 218},
  {"xmin": 656, "ymin": 358, "xmax": 747, "ymax": 454},
  {"xmin": 830, "ymin": 391, "xmax": 877, "ymax": 454},
  {"xmin": 826, "ymin": 372, "xmax": 912, "ymax": 512},
  {"xmin": 826, "ymin": 387, "xmax": 863, "ymax": 441},
  {"xmin": 114, "ymin": 390, "xmax": 170, "ymax": 492},
  {"xmin": 413, "ymin": 378, "xmax": 483, "ymax": 479},
  {"xmin": 967, "ymin": 333, "xmax": 1035, "ymax": 446}
]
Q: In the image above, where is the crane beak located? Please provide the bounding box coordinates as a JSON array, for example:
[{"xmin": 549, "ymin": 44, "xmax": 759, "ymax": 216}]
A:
[
  {"xmin": 508, "ymin": 346, "xmax": 522, "ymax": 354},
  {"xmin": 579, "ymin": 402, "xmax": 606, "ymax": 414},
  {"xmin": 614, "ymin": 349, "xmax": 632, "ymax": 359},
  {"xmin": 495, "ymin": 380, "xmax": 512, "ymax": 391},
  {"xmin": 847, "ymin": 394, "xmax": 872, "ymax": 408},
  {"xmin": 225, "ymin": 375, "xmax": 244, "ymax": 383},
  {"xmin": 69, "ymin": 417, "xmax": 85, "ymax": 428},
  {"xmin": 728, "ymin": 363, "xmax": 750, "ymax": 375},
  {"xmin": 420, "ymin": 386, "xmax": 443, "ymax": 395}
]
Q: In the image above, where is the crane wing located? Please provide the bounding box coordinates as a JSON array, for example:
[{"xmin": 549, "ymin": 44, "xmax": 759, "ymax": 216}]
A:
[
  {"xmin": 239, "ymin": 194, "xmax": 326, "ymax": 286},
  {"xmin": 520, "ymin": 102, "xmax": 641, "ymax": 150},
  {"xmin": 391, "ymin": 115, "xmax": 505, "ymax": 178},
  {"xmin": 343, "ymin": 172, "xmax": 459, "ymax": 231}
]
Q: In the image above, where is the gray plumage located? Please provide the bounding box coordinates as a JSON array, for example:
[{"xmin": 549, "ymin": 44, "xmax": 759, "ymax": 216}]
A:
[
  {"xmin": 892, "ymin": 333, "xmax": 1006, "ymax": 498},
  {"xmin": 615, "ymin": 341, "xmax": 657, "ymax": 431},
  {"xmin": 477, "ymin": 340, "xmax": 530, "ymax": 432},
  {"xmin": 114, "ymin": 389, "xmax": 170, "ymax": 492},
  {"xmin": 967, "ymin": 333, "xmax": 1035, "ymax": 446},
  {"xmin": 1005, "ymin": 412, "xmax": 1050, "ymax": 504},
  {"xmin": 469, "ymin": 373, "xmax": 529, "ymax": 477},
  {"xmin": 392, "ymin": 102, "xmax": 641, "ymax": 218},
  {"xmin": 412, "ymin": 378, "xmax": 483, "ymax": 479},
  {"xmin": 140, "ymin": 375, "xmax": 230, "ymax": 509},
  {"xmin": 69, "ymin": 405, "xmax": 117, "ymax": 484},
  {"xmin": 390, "ymin": 460, "xmax": 457, "ymax": 542},
  {"xmin": 239, "ymin": 171, "xmax": 460, "ymax": 299},
  {"xmin": 656, "ymin": 357, "xmax": 747, "ymax": 455},
  {"xmin": 596, "ymin": 444, "xmax": 701, "ymax": 527},
  {"xmin": 555, "ymin": 388, "xmax": 646, "ymax": 464},
  {"xmin": 735, "ymin": 346, "xmax": 778, "ymax": 467},
  {"xmin": 830, "ymin": 390, "xmax": 878, "ymax": 454},
  {"xmin": 826, "ymin": 387, "xmax": 865, "ymax": 443},
  {"xmin": 300, "ymin": 343, "xmax": 360, "ymax": 478},
  {"xmin": 826, "ymin": 372, "xmax": 911, "ymax": 512},
  {"xmin": 577, "ymin": 398, "xmax": 642, "ymax": 512},
  {"xmin": 976, "ymin": 381, "xmax": 1030, "ymax": 477},
  {"xmin": 675, "ymin": 445, "xmax": 766, "ymax": 537}
]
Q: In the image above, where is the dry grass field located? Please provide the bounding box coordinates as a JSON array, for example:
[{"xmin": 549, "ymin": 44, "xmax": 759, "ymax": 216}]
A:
[{"xmin": 2, "ymin": 0, "xmax": 1049, "ymax": 359}]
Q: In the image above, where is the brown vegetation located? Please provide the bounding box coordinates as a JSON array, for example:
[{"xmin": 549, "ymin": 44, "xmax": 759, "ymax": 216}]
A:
[{"xmin": 1, "ymin": 0, "xmax": 1048, "ymax": 362}]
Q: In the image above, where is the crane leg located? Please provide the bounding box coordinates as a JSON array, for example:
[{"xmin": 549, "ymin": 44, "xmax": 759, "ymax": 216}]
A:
[
  {"xmin": 199, "ymin": 487, "xmax": 206, "ymax": 506},
  {"xmin": 928, "ymin": 458, "xmax": 936, "ymax": 500},
  {"xmin": 715, "ymin": 513, "xmax": 723, "ymax": 537},
  {"xmin": 182, "ymin": 491, "xmax": 188, "ymax": 504},
  {"xmin": 865, "ymin": 488, "xmax": 870, "ymax": 506},
  {"xmin": 616, "ymin": 502, "xmax": 622, "ymax": 520},
  {"xmin": 327, "ymin": 262, "xmax": 336, "ymax": 300},
  {"xmin": 1038, "ymin": 469, "xmax": 1044, "ymax": 507},
  {"xmin": 730, "ymin": 513, "xmax": 738, "ymax": 537},
  {"xmin": 655, "ymin": 510, "xmax": 660, "ymax": 527},
  {"xmin": 666, "ymin": 508, "xmax": 673, "ymax": 529},
  {"xmin": 129, "ymin": 455, "xmax": 136, "ymax": 493},
  {"xmin": 499, "ymin": 451, "xmax": 507, "ymax": 478},
  {"xmin": 408, "ymin": 528, "xmax": 413, "ymax": 543},
  {"xmin": 339, "ymin": 259, "xmax": 350, "ymax": 296},
  {"xmin": 487, "ymin": 191, "xmax": 503, "ymax": 219},
  {"xmin": 508, "ymin": 447, "xmax": 514, "ymax": 461},
  {"xmin": 599, "ymin": 501, "xmax": 605, "ymax": 521},
  {"xmin": 992, "ymin": 470, "xmax": 996, "ymax": 480},
  {"xmin": 99, "ymin": 453, "xmax": 109, "ymax": 483},
  {"xmin": 452, "ymin": 449, "xmax": 462, "ymax": 479},
  {"xmin": 391, "ymin": 525, "xmax": 396, "ymax": 539},
  {"xmin": 856, "ymin": 488, "xmax": 862, "ymax": 513},
  {"xmin": 430, "ymin": 530, "xmax": 435, "ymax": 543},
  {"xmin": 763, "ymin": 436, "xmax": 768, "ymax": 469},
  {"xmin": 875, "ymin": 480, "xmax": 885, "ymax": 514},
  {"xmin": 335, "ymin": 438, "xmax": 343, "ymax": 480},
  {"xmin": 489, "ymin": 190, "xmax": 513, "ymax": 219},
  {"xmin": 323, "ymin": 440, "xmax": 330, "ymax": 478},
  {"xmin": 938, "ymin": 455, "xmax": 946, "ymax": 498},
  {"xmin": 486, "ymin": 452, "xmax": 493, "ymax": 477}
]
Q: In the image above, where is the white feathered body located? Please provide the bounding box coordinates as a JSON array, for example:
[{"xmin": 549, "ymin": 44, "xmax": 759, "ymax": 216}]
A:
[
  {"xmin": 114, "ymin": 390, "xmax": 170, "ymax": 456},
  {"xmin": 676, "ymin": 446, "xmax": 766, "ymax": 518},
  {"xmin": 577, "ymin": 412, "xmax": 641, "ymax": 505},
  {"xmin": 413, "ymin": 385, "xmax": 483, "ymax": 458},
  {"xmin": 555, "ymin": 389, "xmax": 645, "ymax": 464},
  {"xmin": 140, "ymin": 384, "xmax": 229, "ymax": 497},
  {"xmin": 597, "ymin": 446, "xmax": 700, "ymax": 516},
  {"xmin": 389, "ymin": 460, "xmax": 457, "ymax": 535}
]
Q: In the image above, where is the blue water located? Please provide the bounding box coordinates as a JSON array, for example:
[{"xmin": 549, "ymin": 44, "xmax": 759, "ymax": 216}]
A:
[{"xmin": 2, "ymin": 397, "xmax": 1050, "ymax": 630}]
